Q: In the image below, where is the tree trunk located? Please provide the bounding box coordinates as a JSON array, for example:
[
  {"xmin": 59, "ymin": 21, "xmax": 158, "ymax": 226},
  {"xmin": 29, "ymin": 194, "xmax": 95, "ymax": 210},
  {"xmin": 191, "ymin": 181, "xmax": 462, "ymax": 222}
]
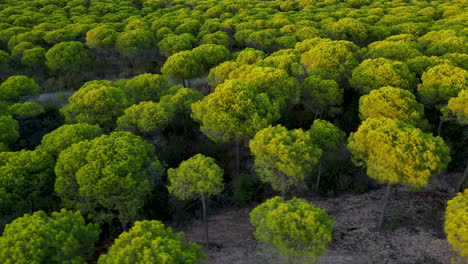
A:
[
  {"xmin": 437, "ymin": 119, "xmax": 444, "ymax": 137},
  {"xmin": 201, "ymin": 194, "xmax": 209, "ymax": 248},
  {"xmin": 456, "ymin": 163, "xmax": 468, "ymax": 192},
  {"xmin": 315, "ymin": 159, "xmax": 322, "ymax": 193},
  {"xmin": 236, "ymin": 135, "xmax": 240, "ymax": 175},
  {"xmin": 379, "ymin": 182, "xmax": 392, "ymax": 228}
]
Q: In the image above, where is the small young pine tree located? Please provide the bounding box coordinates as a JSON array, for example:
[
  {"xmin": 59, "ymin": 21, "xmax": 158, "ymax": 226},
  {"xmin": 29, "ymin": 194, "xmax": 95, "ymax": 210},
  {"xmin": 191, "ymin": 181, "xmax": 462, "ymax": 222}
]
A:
[{"xmin": 250, "ymin": 196, "xmax": 334, "ymax": 263}]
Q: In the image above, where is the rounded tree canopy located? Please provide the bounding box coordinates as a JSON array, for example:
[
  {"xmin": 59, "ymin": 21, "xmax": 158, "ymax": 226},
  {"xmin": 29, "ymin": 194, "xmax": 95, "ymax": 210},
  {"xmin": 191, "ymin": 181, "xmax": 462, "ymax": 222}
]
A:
[
  {"xmin": 116, "ymin": 101, "xmax": 175, "ymax": 135},
  {"xmin": 45, "ymin": 41, "xmax": 90, "ymax": 72},
  {"xmin": 123, "ymin": 73, "xmax": 171, "ymax": 103},
  {"xmin": 250, "ymin": 196, "xmax": 334, "ymax": 260},
  {"xmin": 350, "ymin": 58, "xmax": 417, "ymax": 94},
  {"xmin": 444, "ymin": 189, "xmax": 468, "ymax": 260},
  {"xmin": 54, "ymin": 131, "xmax": 163, "ymax": 225},
  {"xmin": 417, "ymin": 63, "xmax": 468, "ymax": 108},
  {"xmin": 0, "ymin": 209, "xmax": 100, "ymax": 264},
  {"xmin": 443, "ymin": 89, "xmax": 468, "ymax": 125},
  {"xmin": 191, "ymin": 80, "xmax": 282, "ymax": 142},
  {"xmin": 161, "ymin": 50, "xmax": 202, "ymax": 82},
  {"xmin": 249, "ymin": 125, "xmax": 322, "ymax": 193},
  {"xmin": 300, "ymin": 39, "xmax": 359, "ymax": 82},
  {"xmin": 38, "ymin": 123, "xmax": 103, "ymax": 157},
  {"xmin": 348, "ymin": 118, "xmax": 450, "ymax": 189},
  {"xmin": 60, "ymin": 80, "xmax": 131, "ymax": 130},
  {"xmin": 359, "ymin": 86, "xmax": 429, "ymax": 130},
  {"xmin": 0, "ymin": 75, "xmax": 41, "ymax": 102},
  {"xmin": 167, "ymin": 153, "xmax": 224, "ymax": 200},
  {"xmin": 98, "ymin": 220, "xmax": 205, "ymax": 264},
  {"xmin": 0, "ymin": 115, "xmax": 19, "ymax": 148},
  {"xmin": 115, "ymin": 29, "xmax": 156, "ymax": 58},
  {"xmin": 7, "ymin": 102, "xmax": 45, "ymax": 119}
]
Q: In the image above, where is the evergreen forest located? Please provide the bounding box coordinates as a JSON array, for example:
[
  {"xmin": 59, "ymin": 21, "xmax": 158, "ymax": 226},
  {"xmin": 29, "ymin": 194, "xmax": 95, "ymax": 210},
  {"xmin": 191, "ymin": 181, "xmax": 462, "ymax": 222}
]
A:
[{"xmin": 0, "ymin": 0, "xmax": 466, "ymax": 263}]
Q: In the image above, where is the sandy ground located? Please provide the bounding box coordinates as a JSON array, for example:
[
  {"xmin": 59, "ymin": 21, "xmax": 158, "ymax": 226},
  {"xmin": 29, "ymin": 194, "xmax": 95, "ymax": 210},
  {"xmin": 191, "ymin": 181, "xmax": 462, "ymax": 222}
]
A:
[{"xmin": 177, "ymin": 175, "xmax": 461, "ymax": 264}]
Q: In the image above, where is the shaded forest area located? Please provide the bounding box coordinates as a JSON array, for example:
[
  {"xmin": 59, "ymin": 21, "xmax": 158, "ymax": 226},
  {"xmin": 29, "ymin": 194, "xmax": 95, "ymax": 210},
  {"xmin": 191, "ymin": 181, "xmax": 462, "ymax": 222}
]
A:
[{"xmin": 0, "ymin": 0, "xmax": 467, "ymax": 263}]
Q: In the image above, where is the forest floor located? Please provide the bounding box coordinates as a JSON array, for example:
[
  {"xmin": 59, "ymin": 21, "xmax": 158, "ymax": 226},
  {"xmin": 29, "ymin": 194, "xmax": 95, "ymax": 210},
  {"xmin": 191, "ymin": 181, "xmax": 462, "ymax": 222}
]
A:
[{"xmin": 177, "ymin": 173, "xmax": 461, "ymax": 264}]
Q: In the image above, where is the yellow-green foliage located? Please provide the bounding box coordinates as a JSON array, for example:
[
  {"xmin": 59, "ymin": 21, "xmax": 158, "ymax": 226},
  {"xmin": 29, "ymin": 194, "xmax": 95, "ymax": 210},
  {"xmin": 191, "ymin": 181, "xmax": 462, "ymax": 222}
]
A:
[
  {"xmin": 417, "ymin": 64, "xmax": 468, "ymax": 108},
  {"xmin": 348, "ymin": 118, "xmax": 450, "ymax": 189},
  {"xmin": 0, "ymin": 209, "xmax": 100, "ymax": 264},
  {"xmin": 191, "ymin": 80, "xmax": 281, "ymax": 142},
  {"xmin": 444, "ymin": 89, "xmax": 468, "ymax": 125},
  {"xmin": 359, "ymin": 86, "xmax": 429, "ymax": 130},
  {"xmin": 167, "ymin": 154, "xmax": 224, "ymax": 200},
  {"xmin": 249, "ymin": 125, "xmax": 322, "ymax": 194},
  {"xmin": 445, "ymin": 189, "xmax": 468, "ymax": 260},
  {"xmin": 98, "ymin": 220, "xmax": 205, "ymax": 264},
  {"xmin": 350, "ymin": 58, "xmax": 417, "ymax": 94},
  {"xmin": 250, "ymin": 196, "xmax": 334, "ymax": 261}
]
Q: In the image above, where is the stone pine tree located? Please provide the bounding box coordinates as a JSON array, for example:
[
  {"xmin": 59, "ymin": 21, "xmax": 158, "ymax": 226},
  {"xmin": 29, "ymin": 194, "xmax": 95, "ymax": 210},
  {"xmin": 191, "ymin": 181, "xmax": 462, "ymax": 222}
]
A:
[
  {"xmin": 250, "ymin": 196, "xmax": 334, "ymax": 263},
  {"xmin": 308, "ymin": 119, "xmax": 346, "ymax": 192},
  {"xmin": 249, "ymin": 125, "xmax": 322, "ymax": 198},
  {"xmin": 167, "ymin": 154, "xmax": 224, "ymax": 247},
  {"xmin": 0, "ymin": 209, "xmax": 99, "ymax": 264},
  {"xmin": 359, "ymin": 86, "xmax": 430, "ymax": 130},
  {"xmin": 54, "ymin": 132, "xmax": 163, "ymax": 229},
  {"xmin": 444, "ymin": 189, "xmax": 468, "ymax": 263},
  {"xmin": 348, "ymin": 118, "xmax": 451, "ymax": 227},
  {"xmin": 98, "ymin": 220, "xmax": 205, "ymax": 264},
  {"xmin": 192, "ymin": 80, "xmax": 282, "ymax": 173},
  {"xmin": 442, "ymin": 89, "xmax": 468, "ymax": 191}
]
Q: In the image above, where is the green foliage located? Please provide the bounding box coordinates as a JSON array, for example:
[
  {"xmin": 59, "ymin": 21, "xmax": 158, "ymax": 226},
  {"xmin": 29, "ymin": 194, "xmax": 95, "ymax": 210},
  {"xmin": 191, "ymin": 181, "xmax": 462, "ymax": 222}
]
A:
[
  {"xmin": 98, "ymin": 220, "xmax": 205, "ymax": 264},
  {"xmin": 444, "ymin": 189, "xmax": 468, "ymax": 261},
  {"xmin": 159, "ymin": 86, "xmax": 203, "ymax": 115},
  {"xmin": 85, "ymin": 25, "xmax": 118, "ymax": 52},
  {"xmin": 0, "ymin": 149, "xmax": 55, "ymax": 214},
  {"xmin": 117, "ymin": 101, "xmax": 175, "ymax": 135},
  {"xmin": 0, "ymin": 75, "xmax": 41, "ymax": 102},
  {"xmin": 0, "ymin": 115, "xmax": 19, "ymax": 148},
  {"xmin": 228, "ymin": 65, "xmax": 300, "ymax": 105},
  {"xmin": 0, "ymin": 209, "xmax": 100, "ymax": 264},
  {"xmin": 249, "ymin": 125, "xmax": 322, "ymax": 194},
  {"xmin": 161, "ymin": 51, "xmax": 202, "ymax": 82},
  {"xmin": 348, "ymin": 118, "xmax": 450, "ymax": 189},
  {"xmin": 364, "ymin": 40, "xmax": 423, "ymax": 61},
  {"xmin": 323, "ymin": 17, "xmax": 368, "ymax": 44},
  {"xmin": 191, "ymin": 44, "xmax": 231, "ymax": 70},
  {"xmin": 21, "ymin": 47, "xmax": 45, "ymax": 67},
  {"xmin": 38, "ymin": 123, "xmax": 103, "ymax": 157},
  {"xmin": 417, "ymin": 64, "xmax": 468, "ymax": 108},
  {"xmin": 300, "ymin": 39, "xmax": 359, "ymax": 82},
  {"xmin": 54, "ymin": 132, "xmax": 163, "ymax": 225},
  {"xmin": 158, "ymin": 33, "xmax": 195, "ymax": 58},
  {"xmin": 308, "ymin": 119, "xmax": 346, "ymax": 153},
  {"xmin": 207, "ymin": 61, "xmax": 239, "ymax": 88},
  {"xmin": 45, "ymin": 41, "xmax": 90, "ymax": 72},
  {"xmin": 7, "ymin": 102, "xmax": 45, "ymax": 119},
  {"xmin": 250, "ymin": 196, "xmax": 334, "ymax": 262},
  {"xmin": 301, "ymin": 75, "xmax": 343, "ymax": 118},
  {"xmin": 235, "ymin": 47, "xmax": 267, "ymax": 65},
  {"xmin": 60, "ymin": 80, "xmax": 131, "ymax": 130},
  {"xmin": 350, "ymin": 58, "xmax": 417, "ymax": 94},
  {"xmin": 123, "ymin": 73, "xmax": 171, "ymax": 103},
  {"xmin": 419, "ymin": 30, "xmax": 467, "ymax": 56},
  {"xmin": 115, "ymin": 29, "xmax": 156, "ymax": 58},
  {"xmin": 192, "ymin": 80, "xmax": 281, "ymax": 142},
  {"xmin": 359, "ymin": 86, "xmax": 429, "ymax": 130},
  {"xmin": 443, "ymin": 89, "xmax": 468, "ymax": 125},
  {"xmin": 167, "ymin": 153, "xmax": 224, "ymax": 200}
]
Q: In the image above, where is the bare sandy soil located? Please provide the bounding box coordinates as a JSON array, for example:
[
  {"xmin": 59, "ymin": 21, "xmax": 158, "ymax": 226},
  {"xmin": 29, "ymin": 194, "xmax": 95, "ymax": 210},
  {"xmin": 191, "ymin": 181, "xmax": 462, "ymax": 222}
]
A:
[{"xmin": 177, "ymin": 174, "xmax": 461, "ymax": 264}]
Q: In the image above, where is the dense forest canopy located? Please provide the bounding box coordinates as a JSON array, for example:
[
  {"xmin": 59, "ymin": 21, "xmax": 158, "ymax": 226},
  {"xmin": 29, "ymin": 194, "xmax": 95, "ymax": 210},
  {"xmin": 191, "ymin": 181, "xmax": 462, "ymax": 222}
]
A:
[{"xmin": 0, "ymin": 0, "xmax": 466, "ymax": 263}]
